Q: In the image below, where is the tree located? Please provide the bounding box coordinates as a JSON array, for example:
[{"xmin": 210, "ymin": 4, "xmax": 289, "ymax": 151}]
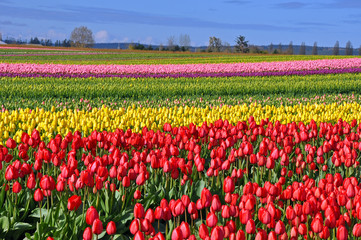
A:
[
  {"xmin": 179, "ymin": 34, "xmax": 191, "ymax": 51},
  {"xmin": 0, "ymin": 32, "xmax": 2, "ymax": 41},
  {"xmin": 222, "ymin": 42, "xmax": 232, "ymax": 53},
  {"xmin": 359, "ymin": 45, "xmax": 361, "ymax": 56},
  {"xmin": 207, "ymin": 36, "xmax": 222, "ymax": 52},
  {"xmin": 269, "ymin": 43, "xmax": 273, "ymax": 54},
  {"xmin": 167, "ymin": 36, "xmax": 177, "ymax": 51},
  {"xmin": 299, "ymin": 42, "xmax": 306, "ymax": 55},
  {"xmin": 287, "ymin": 41, "xmax": 293, "ymax": 55},
  {"xmin": 312, "ymin": 42, "xmax": 318, "ymax": 55},
  {"xmin": 70, "ymin": 26, "xmax": 94, "ymax": 48},
  {"xmin": 346, "ymin": 41, "xmax": 353, "ymax": 55},
  {"xmin": 30, "ymin": 37, "xmax": 40, "ymax": 44},
  {"xmin": 278, "ymin": 43, "xmax": 282, "ymax": 54},
  {"xmin": 235, "ymin": 35, "xmax": 249, "ymax": 53},
  {"xmin": 62, "ymin": 39, "xmax": 71, "ymax": 47},
  {"xmin": 333, "ymin": 41, "xmax": 339, "ymax": 55},
  {"xmin": 249, "ymin": 45, "xmax": 261, "ymax": 54}
]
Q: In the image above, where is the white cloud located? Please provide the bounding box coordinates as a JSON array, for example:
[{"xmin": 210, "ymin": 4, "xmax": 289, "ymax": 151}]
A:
[
  {"xmin": 47, "ymin": 29, "xmax": 66, "ymax": 40},
  {"xmin": 95, "ymin": 30, "xmax": 109, "ymax": 43}
]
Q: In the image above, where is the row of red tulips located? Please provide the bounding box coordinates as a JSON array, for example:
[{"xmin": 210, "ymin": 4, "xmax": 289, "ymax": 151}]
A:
[
  {"xmin": 1, "ymin": 118, "xmax": 361, "ymax": 239},
  {"xmin": 128, "ymin": 171, "xmax": 361, "ymax": 239}
]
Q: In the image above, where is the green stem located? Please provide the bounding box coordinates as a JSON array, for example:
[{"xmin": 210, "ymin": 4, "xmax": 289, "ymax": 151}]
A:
[{"xmin": 39, "ymin": 202, "xmax": 42, "ymax": 223}]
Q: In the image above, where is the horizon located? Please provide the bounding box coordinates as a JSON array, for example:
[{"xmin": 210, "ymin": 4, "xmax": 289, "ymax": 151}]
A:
[{"xmin": 0, "ymin": 0, "xmax": 361, "ymax": 48}]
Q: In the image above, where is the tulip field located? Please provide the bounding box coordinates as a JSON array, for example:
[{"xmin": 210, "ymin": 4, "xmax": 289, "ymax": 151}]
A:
[{"xmin": 3, "ymin": 47, "xmax": 361, "ymax": 240}]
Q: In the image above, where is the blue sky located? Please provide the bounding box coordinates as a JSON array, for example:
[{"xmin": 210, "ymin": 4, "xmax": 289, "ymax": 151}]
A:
[{"xmin": 0, "ymin": 0, "xmax": 360, "ymax": 47}]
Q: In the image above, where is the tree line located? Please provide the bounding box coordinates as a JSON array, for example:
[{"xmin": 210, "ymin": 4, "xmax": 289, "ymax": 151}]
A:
[{"xmin": 1, "ymin": 27, "xmax": 361, "ymax": 55}]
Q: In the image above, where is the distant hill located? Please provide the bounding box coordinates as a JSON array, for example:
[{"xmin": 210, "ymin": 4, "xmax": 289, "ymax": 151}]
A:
[{"xmin": 93, "ymin": 43, "xmax": 360, "ymax": 55}]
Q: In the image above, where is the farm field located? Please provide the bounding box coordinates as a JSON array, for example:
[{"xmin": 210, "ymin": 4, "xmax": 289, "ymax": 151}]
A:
[{"xmin": 2, "ymin": 46, "xmax": 361, "ymax": 239}]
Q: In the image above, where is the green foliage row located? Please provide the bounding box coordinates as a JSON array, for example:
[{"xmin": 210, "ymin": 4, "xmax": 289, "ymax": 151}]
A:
[
  {"xmin": 1, "ymin": 73, "xmax": 361, "ymax": 110},
  {"xmin": 0, "ymin": 49, "xmax": 359, "ymax": 65}
]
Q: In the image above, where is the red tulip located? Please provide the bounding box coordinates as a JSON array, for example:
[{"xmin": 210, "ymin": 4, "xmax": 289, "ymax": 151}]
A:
[
  {"xmin": 171, "ymin": 227, "xmax": 183, "ymax": 240},
  {"xmin": 92, "ymin": 219, "xmax": 103, "ymax": 235},
  {"xmin": 5, "ymin": 165, "xmax": 18, "ymax": 181},
  {"xmin": 134, "ymin": 189, "xmax": 141, "ymax": 199},
  {"xmin": 12, "ymin": 181, "xmax": 22, "ymax": 193},
  {"xmin": 275, "ymin": 220, "xmax": 285, "ymax": 235},
  {"xmin": 246, "ymin": 219, "xmax": 255, "ymax": 234},
  {"xmin": 40, "ymin": 175, "xmax": 55, "ymax": 191},
  {"xmin": 223, "ymin": 176, "xmax": 235, "ymax": 193},
  {"xmin": 27, "ymin": 174, "xmax": 36, "ymax": 189},
  {"xmin": 86, "ymin": 206, "xmax": 99, "ymax": 225},
  {"xmin": 211, "ymin": 226, "xmax": 225, "ymax": 240},
  {"xmin": 6, "ymin": 138, "xmax": 16, "ymax": 149},
  {"xmin": 180, "ymin": 222, "xmax": 190, "ymax": 239},
  {"xmin": 352, "ymin": 223, "xmax": 361, "ymax": 237},
  {"xmin": 311, "ymin": 218, "xmax": 323, "ymax": 234},
  {"xmin": 130, "ymin": 219, "xmax": 140, "ymax": 235},
  {"xmin": 134, "ymin": 203, "xmax": 145, "ymax": 219},
  {"xmin": 145, "ymin": 209, "xmax": 155, "ymax": 223},
  {"xmin": 236, "ymin": 230, "xmax": 245, "ymax": 240},
  {"xmin": 67, "ymin": 195, "xmax": 82, "ymax": 211},
  {"xmin": 211, "ymin": 195, "xmax": 222, "ymax": 212},
  {"xmin": 206, "ymin": 212, "xmax": 218, "ymax": 228},
  {"xmin": 199, "ymin": 223, "xmax": 209, "ymax": 239},
  {"xmin": 319, "ymin": 226, "xmax": 330, "ymax": 239},
  {"xmin": 337, "ymin": 225, "xmax": 348, "ymax": 240},
  {"xmin": 106, "ymin": 221, "xmax": 116, "ymax": 235},
  {"xmin": 34, "ymin": 188, "xmax": 44, "ymax": 202},
  {"xmin": 134, "ymin": 231, "xmax": 145, "ymax": 240},
  {"xmin": 83, "ymin": 227, "xmax": 92, "ymax": 240},
  {"xmin": 155, "ymin": 232, "xmax": 166, "ymax": 240},
  {"xmin": 286, "ymin": 206, "xmax": 295, "ymax": 220}
]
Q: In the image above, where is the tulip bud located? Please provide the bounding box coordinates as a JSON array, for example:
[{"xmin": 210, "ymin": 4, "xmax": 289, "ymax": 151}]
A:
[
  {"xmin": 92, "ymin": 219, "xmax": 103, "ymax": 235},
  {"xmin": 86, "ymin": 206, "xmax": 99, "ymax": 225},
  {"xmin": 106, "ymin": 221, "xmax": 116, "ymax": 235},
  {"xmin": 34, "ymin": 188, "xmax": 44, "ymax": 202},
  {"xmin": 83, "ymin": 227, "xmax": 92, "ymax": 240}
]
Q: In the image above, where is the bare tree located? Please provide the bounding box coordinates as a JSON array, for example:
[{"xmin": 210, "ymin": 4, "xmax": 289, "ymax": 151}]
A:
[
  {"xmin": 167, "ymin": 36, "xmax": 176, "ymax": 51},
  {"xmin": 346, "ymin": 41, "xmax": 353, "ymax": 55},
  {"xmin": 312, "ymin": 42, "xmax": 318, "ymax": 55},
  {"xmin": 70, "ymin": 26, "xmax": 94, "ymax": 48},
  {"xmin": 222, "ymin": 42, "xmax": 232, "ymax": 53},
  {"xmin": 299, "ymin": 42, "xmax": 306, "ymax": 55},
  {"xmin": 333, "ymin": 41, "xmax": 339, "ymax": 55},
  {"xmin": 287, "ymin": 41, "xmax": 293, "ymax": 55},
  {"xmin": 207, "ymin": 36, "xmax": 222, "ymax": 52},
  {"xmin": 179, "ymin": 34, "xmax": 191, "ymax": 51},
  {"xmin": 269, "ymin": 43, "xmax": 274, "ymax": 54}
]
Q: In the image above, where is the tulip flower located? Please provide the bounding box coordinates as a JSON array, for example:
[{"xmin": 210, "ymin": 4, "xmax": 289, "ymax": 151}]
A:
[
  {"xmin": 34, "ymin": 188, "xmax": 44, "ymax": 202},
  {"xmin": 199, "ymin": 223, "xmax": 209, "ymax": 239},
  {"xmin": 92, "ymin": 219, "xmax": 103, "ymax": 235},
  {"xmin": 206, "ymin": 212, "xmax": 218, "ymax": 228},
  {"xmin": 106, "ymin": 221, "xmax": 116, "ymax": 236},
  {"xmin": 12, "ymin": 181, "xmax": 22, "ymax": 193},
  {"xmin": 337, "ymin": 225, "xmax": 348, "ymax": 240},
  {"xmin": 83, "ymin": 227, "xmax": 92, "ymax": 240},
  {"xmin": 67, "ymin": 195, "xmax": 82, "ymax": 211},
  {"xmin": 86, "ymin": 206, "xmax": 99, "ymax": 225}
]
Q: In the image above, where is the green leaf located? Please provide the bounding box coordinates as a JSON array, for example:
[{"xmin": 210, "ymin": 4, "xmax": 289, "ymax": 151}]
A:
[
  {"xmin": 0, "ymin": 216, "xmax": 9, "ymax": 232},
  {"xmin": 0, "ymin": 186, "xmax": 6, "ymax": 212},
  {"xmin": 13, "ymin": 222, "xmax": 33, "ymax": 230},
  {"xmin": 195, "ymin": 180, "xmax": 206, "ymax": 199}
]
